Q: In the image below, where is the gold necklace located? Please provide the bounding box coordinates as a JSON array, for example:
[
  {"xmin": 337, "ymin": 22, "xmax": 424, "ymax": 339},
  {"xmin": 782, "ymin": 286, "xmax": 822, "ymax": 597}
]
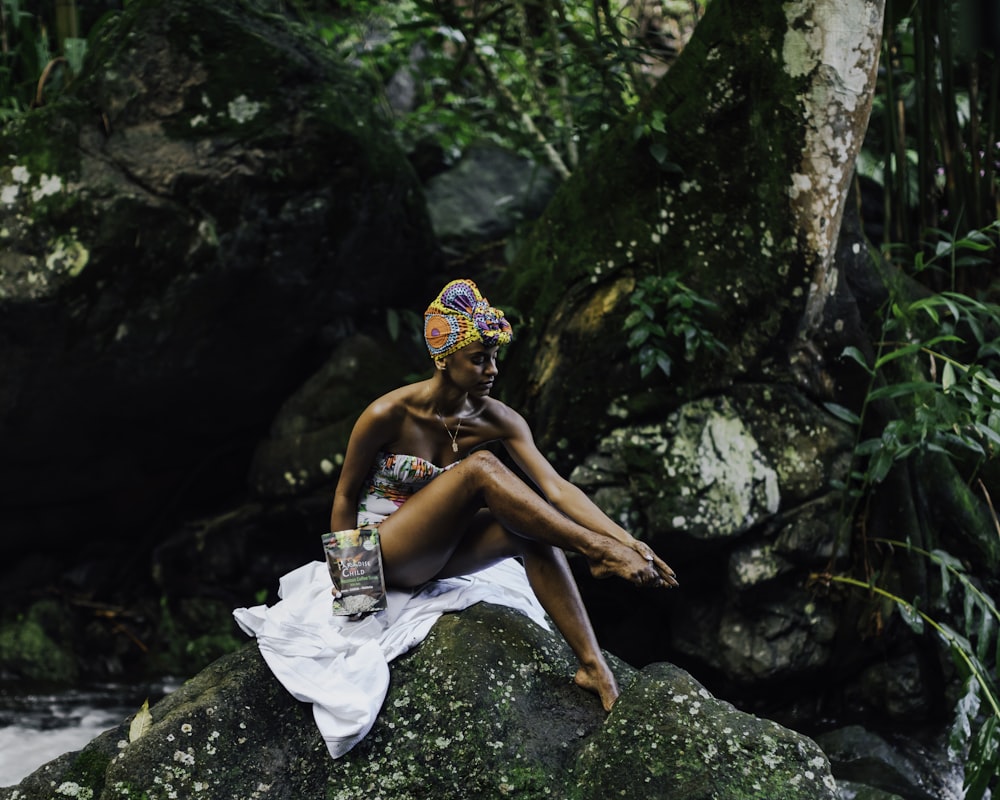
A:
[{"xmin": 436, "ymin": 412, "xmax": 465, "ymax": 453}]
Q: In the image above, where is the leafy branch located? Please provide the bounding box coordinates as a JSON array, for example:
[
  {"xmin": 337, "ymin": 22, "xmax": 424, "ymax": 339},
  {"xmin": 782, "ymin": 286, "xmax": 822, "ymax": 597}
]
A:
[{"xmin": 623, "ymin": 273, "xmax": 726, "ymax": 380}]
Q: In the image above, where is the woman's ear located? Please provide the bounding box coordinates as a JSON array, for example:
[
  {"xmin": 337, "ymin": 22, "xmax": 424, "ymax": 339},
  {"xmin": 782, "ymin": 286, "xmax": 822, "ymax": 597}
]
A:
[{"xmin": 434, "ymin": 359, "xmax": 446, "ymax": 371}]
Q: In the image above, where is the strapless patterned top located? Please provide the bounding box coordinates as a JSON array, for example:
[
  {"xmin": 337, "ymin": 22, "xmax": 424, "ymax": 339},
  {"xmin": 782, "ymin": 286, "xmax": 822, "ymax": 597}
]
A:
[{"xmin": 356, "ymin": 451, "xmax": 461, "ymax": 526}]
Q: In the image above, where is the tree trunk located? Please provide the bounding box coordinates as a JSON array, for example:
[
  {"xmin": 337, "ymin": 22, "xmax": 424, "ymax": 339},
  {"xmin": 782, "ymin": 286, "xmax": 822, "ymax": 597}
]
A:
[{"xmin": 501, "ymin": 0, "xmax": 885, "ymax": 466}]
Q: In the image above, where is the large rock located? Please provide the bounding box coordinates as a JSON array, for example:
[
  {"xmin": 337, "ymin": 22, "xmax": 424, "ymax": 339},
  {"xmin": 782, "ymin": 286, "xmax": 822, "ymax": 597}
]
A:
[
  {"xmin": 0, "ymin": 0, "xmax": 439, "ymax": 558},
  {"xmin": 0, "ymin": 603, "xmax": 839, "ymax": 800}
]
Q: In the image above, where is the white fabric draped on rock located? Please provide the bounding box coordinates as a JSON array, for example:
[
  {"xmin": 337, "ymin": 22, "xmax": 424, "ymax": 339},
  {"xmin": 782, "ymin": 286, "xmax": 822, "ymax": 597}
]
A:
[{"xmin": 233, "ymin": 558, "xmax": 548, "ymax": 758}]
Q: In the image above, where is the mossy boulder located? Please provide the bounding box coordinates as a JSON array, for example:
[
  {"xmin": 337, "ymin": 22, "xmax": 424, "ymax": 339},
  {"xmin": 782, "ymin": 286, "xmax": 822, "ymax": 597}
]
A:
[
  {"xmin": 0, "ymin": 603, "xmax": 839, "ymax": 800},
  {"xmin": 0, "ymin": 0, "xmax": 439, "ymax": 558}
]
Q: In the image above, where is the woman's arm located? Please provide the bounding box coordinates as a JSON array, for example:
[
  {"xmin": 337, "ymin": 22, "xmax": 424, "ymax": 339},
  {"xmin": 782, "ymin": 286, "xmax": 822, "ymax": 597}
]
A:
[
  {"xmin": 496, "ymin": 405, "xmax": 634, "ymax": 545},
  {"xmin": 329, "ymin": 398, "xmax": 401, "ymax": 531}
]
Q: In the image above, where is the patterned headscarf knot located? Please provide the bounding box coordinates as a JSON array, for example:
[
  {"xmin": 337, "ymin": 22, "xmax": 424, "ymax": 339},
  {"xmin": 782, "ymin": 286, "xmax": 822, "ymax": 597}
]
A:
[{"xmin": 423, "ymin": 279, "xmax": 513, "ymax": 359}]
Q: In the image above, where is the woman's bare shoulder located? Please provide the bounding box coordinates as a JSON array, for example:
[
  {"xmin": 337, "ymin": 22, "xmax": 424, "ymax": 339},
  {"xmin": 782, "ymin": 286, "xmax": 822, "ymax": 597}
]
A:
[
  {"xmin": 478, "ymin": 397, "xmax": 529, "ymax": 435},
  {"xmin": 359, "ymin": 382, "xmax": 426, "ymax": 430}
]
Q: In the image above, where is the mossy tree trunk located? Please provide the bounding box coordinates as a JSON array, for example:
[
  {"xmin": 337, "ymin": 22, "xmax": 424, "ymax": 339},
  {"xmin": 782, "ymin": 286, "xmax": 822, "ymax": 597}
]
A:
[{"xmin": 500, "ymin": 0, "xmax": 885, "ymax": 467}]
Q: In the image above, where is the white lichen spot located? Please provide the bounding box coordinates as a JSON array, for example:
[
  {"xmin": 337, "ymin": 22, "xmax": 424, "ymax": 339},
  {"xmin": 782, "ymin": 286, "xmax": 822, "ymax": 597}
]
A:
[
  {"xmin": 228, "ymin": 95, "xmax": 262, "ymax": 124},
  {"xmin": 56, "ymin": 783, "xmax": 93, "ymax": 799},
  {"xmin": 45, "ymin": 237, "xmax": 89, "ymax": 277},
  {"xmin": 788, "ymin": 173, "xmax": 812, "ymax": 200},
  {"xmin": 181, "ymin": 723, "xmax": 193, "ymax": 734},
  {"xmin": 320, "ymin": 458, "xmax": 335, "ymax": 475},
  {"xmin": 31, "ymin": 174, "xmax": 63, "ymax": 202},
  {"xmin": 1, "ymin": 184, "xmax": 19, "ymax": 205},
  {"xmin": 671, "ymin": 516, "xmax": 686, "ymax": 528},
  {"xmin": 190, "ymin": 114, "xmax": 209, "ymax": 128},
  {"xmin": 173, "ymin": 749, "xmax": 195, "ymax": 766}
]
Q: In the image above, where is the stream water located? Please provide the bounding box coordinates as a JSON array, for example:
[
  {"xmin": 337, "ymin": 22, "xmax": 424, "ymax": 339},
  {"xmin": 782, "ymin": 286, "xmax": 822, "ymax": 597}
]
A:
[{"xmin": 0, "ymin": 679, "xmax": 180, "ymax": 787}]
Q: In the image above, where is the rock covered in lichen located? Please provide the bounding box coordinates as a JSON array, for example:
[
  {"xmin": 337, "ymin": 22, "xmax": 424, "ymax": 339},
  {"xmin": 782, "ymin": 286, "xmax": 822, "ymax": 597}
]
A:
[
  {"xmin": 0, "ymin": 604, "xmax": 839, "ymax": 800},
  {"xmin": 0, "ymin": 0, "xmax": 438, "ymax": 557},
  {"xmin": 575, "ymin": 663, "xmax": 838, "ymax": 800},
  {"xmin": 570, "ymin": 383, "xmax": 853, "ymax": 542},
  {"xmin": 569, "ymin": 383, "xmax": 851, "ymax": 686}
]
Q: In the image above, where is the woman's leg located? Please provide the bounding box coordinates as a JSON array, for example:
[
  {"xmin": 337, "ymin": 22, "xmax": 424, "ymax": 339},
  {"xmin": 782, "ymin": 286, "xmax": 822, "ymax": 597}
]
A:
[
  {"xmin": 377, "ymin": 450, "xmax": 668, "ymax": 589},
  {"xmin": 519, "ymin": 540, "xmax": 621, "ymax": 711},
  {"xmin": 430, "ymin": 511, "xmax": 621, "ymax": 710}
]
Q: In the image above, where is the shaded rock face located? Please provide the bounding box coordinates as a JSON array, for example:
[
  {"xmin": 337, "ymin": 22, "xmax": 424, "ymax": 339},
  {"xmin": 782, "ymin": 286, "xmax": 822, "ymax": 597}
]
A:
[
  {"xmin": 0, "ymin": 0, "xmax": 438, "ymax": 555},
  {"xmin": 571, "ymin": 384, "xmax": 852, "ymax": 688},
  {"xmin": 0, "ymin": 603, "xmax": 839, "ymax": 800},
  {"xmin": 424, "ymin": 143, "xmax": 559, "ymax": 253}
]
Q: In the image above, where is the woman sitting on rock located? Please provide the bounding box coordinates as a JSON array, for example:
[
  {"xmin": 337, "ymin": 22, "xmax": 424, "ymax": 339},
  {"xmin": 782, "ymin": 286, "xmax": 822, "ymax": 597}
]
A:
[{"xmin": 329, "ymin": 278, "xmax": 678, "ymax": 711}]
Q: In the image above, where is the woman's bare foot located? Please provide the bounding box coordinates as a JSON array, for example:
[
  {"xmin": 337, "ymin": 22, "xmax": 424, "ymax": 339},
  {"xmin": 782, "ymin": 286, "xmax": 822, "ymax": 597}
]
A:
[
  {"xmin": 588, "ymin": 539, "xmax": 679, "ymax": 588},
  {"xmin": 575, "ymin": 662, "xmax": 620, "ymax": 712}
]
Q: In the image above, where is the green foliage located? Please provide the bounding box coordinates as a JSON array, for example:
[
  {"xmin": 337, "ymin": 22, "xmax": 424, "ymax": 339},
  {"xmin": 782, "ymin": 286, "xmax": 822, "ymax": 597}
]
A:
[
  {"xmin": 307, "ymin": 1, "xmax": 703, "ymax": 173},
  {"xmin": 0, "ymin": 0, "xmax": 50, "ymax": 119},
  {"xmin": 820, "ymin": 548, "xmax": 1000, "ymax": 800},
  {"xmin": 860, "ymin": 0, "xmax": 999, "ymax": 288},
  {"xmin": 631, "ymin": 107, "xmax": 682, "ymax": 173},
  {"xmin": 828, "ymin": 226, "xmax": 1000, "ymax": 491},
  {"xmin": 151, "ymin": 596, "xmax": 244, "ymax": 676},
  {"xmin": 824, "ymin": 229, "xmax": 1000, "ymax": 798},
  {"xmin": 623, "ymin": 272, "xmax": 726, "ymax": 379},
  {"xmin": 0, "ymin": 0, "xmax": 88, "ymax": 124}
]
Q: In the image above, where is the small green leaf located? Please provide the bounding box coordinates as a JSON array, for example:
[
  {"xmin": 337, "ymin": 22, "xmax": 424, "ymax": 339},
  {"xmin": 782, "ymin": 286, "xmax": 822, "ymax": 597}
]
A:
[
  {"xmin": 841, "ymin": 346, "xmax": 874, "ymax": 374},
  {"xmin": 868, "ymin": 381, "xmax": 937, "ymax": 402},
  {"xmin": 623, "ymin": 309, "xmax": 646, "ymax": 329},
  {"xmin": 874, "ymin": 341, "xmax": 925, "ymax": 370},
  {"xmin": 649, "ymin": 141, "xmax": 668, "ymax": 164},
  {"xmin": 868, "ymin": 446, "xmax": 894, "ymax": 484},
  {"xmin": 824, "ymin": 402, "xmax": 861, "ymax": 425},
  {"xmin": 627, "ymin": 326, "xmax": 650, "ymax": 348},
  {"xmin": 942, "ymin": 361, "xmax": 956, "ymax": 391},
  {"xmin": 898, "ymin": 601, "xmax": 925, "ymax": 635}
]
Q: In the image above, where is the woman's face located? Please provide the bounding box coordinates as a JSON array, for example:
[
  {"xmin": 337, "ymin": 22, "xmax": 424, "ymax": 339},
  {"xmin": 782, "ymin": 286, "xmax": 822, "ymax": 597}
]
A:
[{"xmin": 442, "ymin": 343, "xmax": 500, "ymax": 397}]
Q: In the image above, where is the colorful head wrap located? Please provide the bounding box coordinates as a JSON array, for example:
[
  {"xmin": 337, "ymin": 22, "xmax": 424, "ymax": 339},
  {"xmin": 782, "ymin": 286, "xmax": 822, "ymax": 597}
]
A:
[{"xmin": 423, "ymin": 279, "xmax": 513, "ymax": 359}]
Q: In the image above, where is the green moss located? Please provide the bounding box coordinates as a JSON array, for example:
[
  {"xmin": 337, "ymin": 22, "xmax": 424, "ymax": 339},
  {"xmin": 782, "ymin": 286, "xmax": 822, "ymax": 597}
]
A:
[
  {"xmin": 0, "ymin": 601, "xmax": 78, "ymax": 683},
  {"xmin": 55, "ymin": 746, "xmax": 115, "ymax": 799},
  {"xmin": 497, "ymin": 0, "xmax": 815, "ymax": 461}
]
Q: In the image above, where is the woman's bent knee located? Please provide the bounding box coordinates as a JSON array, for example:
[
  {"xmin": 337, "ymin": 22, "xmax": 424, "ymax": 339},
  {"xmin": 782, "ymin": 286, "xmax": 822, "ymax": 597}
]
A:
[{"xmin": 464, "ymin": 449, "xmax": 508, "ymax": 479}]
